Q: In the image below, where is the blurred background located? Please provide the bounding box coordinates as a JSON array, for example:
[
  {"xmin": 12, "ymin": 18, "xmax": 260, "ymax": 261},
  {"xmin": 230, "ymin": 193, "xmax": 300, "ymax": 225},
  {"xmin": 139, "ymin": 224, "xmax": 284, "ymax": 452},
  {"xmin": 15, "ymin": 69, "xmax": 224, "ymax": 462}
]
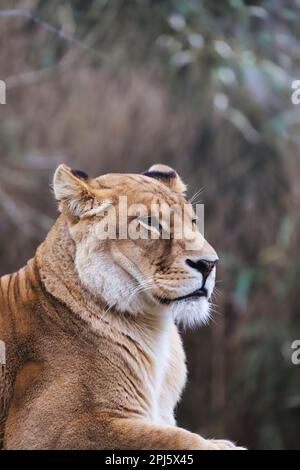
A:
[{"xmin": 1, "ymin": 0, "xmax": 300, "ymax": 450}]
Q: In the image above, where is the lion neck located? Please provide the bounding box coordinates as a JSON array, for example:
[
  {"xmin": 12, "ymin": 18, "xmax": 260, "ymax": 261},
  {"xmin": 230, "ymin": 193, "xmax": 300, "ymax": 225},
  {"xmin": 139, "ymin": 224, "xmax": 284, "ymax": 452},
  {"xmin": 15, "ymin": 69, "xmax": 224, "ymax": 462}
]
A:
[{"xmin": 36, "ymin": 215, "xmax": 107, "ymax": 325}]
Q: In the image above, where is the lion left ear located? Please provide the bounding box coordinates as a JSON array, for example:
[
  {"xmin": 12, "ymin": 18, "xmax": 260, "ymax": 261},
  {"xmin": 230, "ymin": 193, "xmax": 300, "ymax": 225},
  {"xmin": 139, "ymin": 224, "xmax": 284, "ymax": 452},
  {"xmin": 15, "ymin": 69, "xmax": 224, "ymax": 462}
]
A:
[
  {"xmin": 53, "ymin": 164, "xmax": 113, "ymax": 219},
  {"xmin": 143, "ymin": 164, "xmax": 187, "ymax": 194},
  {"xmin": 53, "ymin": 164, "xmax": 95, "ymax": 217}
]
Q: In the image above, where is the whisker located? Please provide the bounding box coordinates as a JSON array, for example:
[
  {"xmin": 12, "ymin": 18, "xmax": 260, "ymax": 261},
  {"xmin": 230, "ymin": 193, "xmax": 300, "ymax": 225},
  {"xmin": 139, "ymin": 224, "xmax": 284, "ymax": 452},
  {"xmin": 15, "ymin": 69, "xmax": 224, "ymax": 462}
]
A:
[{"xmin": 190, "ymin": 187, "xmax": 204, "ymax": 204}]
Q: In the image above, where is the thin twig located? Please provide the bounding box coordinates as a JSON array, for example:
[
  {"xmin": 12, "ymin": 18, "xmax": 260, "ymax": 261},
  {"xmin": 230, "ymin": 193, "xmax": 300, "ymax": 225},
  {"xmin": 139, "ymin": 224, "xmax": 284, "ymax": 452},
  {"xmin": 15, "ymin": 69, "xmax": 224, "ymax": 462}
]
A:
[
  {"xmin": 5, "ymin": 50, "xmax": 78, "ymax": 89},
  {"xmin": 0, "ymin": 9, "xmax": 103, "ymax": 58}
]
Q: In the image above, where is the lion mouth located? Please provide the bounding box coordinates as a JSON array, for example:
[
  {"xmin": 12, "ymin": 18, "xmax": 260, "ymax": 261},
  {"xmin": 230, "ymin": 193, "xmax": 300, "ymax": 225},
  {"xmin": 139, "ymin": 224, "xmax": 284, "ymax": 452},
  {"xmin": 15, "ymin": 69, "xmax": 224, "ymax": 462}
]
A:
[{"xmin": 156, "ymin": 287, "xmax": 208, "ymax": 305}]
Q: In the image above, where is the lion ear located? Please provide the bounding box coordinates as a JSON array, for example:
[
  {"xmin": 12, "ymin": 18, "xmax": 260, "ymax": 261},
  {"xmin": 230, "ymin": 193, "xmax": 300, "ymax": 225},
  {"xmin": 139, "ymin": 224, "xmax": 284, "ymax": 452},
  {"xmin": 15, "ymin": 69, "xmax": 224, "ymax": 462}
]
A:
[
  {"xmin": 53, "ymin": 164, "xmax": 95, "ymax": 217},
  {"xmin": 143, "ymin": 164, "xmax": 187, "ymax": 194}
]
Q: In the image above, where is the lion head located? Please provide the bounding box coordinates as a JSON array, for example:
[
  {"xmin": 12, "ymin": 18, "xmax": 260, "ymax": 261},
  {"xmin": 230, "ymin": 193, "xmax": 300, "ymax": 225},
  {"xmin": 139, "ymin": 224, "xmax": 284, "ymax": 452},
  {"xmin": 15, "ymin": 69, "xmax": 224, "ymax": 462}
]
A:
[{"xmin": 53, "ymin": 163, "xmax": 218, "ymax": 327}]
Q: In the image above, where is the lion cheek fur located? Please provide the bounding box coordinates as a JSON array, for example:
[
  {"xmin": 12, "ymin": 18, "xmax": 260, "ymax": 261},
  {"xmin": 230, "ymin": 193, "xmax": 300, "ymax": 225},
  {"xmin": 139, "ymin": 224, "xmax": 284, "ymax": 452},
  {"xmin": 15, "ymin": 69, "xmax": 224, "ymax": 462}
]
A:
[{"xmin": 75, "ymin": 239, "xmax": 212, "ymax": 329}]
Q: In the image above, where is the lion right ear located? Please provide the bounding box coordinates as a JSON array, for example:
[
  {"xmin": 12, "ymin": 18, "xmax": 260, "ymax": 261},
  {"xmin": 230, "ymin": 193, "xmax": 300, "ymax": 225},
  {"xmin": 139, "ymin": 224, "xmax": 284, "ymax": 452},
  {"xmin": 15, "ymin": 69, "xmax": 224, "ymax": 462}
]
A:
[
  {"xmin": 143, "ymin": 164, "xmax": 187, "ymax": 195},
  {"xmin": 53, "ymin": 164, "xmax": 95, "ymax": 217}
]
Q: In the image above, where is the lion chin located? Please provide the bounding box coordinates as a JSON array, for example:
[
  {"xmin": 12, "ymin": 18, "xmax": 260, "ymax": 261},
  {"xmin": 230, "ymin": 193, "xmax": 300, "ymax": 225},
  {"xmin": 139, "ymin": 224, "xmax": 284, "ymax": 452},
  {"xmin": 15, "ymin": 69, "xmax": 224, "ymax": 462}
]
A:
[{"xmin": 168, "ymin": 297, "xmax": 211, "ymax": 328}]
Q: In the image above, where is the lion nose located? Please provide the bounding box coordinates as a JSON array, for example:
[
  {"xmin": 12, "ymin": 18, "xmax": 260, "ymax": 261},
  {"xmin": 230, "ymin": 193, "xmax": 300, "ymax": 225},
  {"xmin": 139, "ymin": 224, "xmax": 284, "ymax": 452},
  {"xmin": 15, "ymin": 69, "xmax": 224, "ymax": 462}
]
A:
[{"xmin": 186, "ymin": 258, "xmax": 218, "ymax": 280}]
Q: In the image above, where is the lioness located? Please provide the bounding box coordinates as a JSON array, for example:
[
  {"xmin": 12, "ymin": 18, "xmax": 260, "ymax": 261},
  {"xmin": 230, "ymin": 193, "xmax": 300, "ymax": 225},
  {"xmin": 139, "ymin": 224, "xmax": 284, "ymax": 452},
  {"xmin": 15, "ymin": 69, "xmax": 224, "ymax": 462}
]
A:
[{"xmin": 0, "ymin": 164, "xmax": 242, "ymax": 450}]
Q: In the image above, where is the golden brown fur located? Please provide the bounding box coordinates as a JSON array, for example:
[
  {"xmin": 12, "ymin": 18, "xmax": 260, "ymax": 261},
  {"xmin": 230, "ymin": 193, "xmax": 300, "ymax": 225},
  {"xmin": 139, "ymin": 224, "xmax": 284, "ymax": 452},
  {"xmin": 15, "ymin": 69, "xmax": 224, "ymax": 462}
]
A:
[{"xmin": 0, "ymin": 164, "xmax": 243, "ymax": 449}]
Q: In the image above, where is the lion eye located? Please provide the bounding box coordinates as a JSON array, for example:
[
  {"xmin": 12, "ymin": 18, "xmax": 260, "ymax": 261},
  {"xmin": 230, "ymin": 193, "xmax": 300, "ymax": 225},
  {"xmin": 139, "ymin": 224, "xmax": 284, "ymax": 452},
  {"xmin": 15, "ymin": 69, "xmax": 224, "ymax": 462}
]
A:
[
  {"xmin": 146, "ymin": 216, "xmax": 162, "ymax": 233},
  {"xmin": 192, "ymin": 218, "xmax": 198, "ymax": 225},
  {"xmin": 139, "ymin": 215, "xmax": 162, "ymax": 234}
]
